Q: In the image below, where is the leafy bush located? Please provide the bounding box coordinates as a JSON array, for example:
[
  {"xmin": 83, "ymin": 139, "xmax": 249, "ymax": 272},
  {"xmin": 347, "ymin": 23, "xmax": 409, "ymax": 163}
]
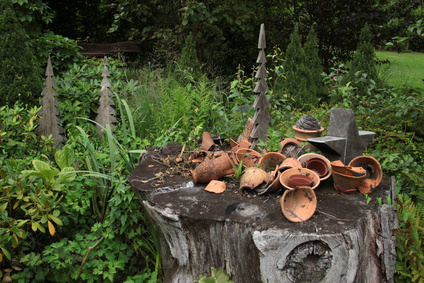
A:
[
  {"xmin": 395, "ymin": 194, "xmax": 424, "ymax": 282},
  {"xmin": 0, "ymin": 1, "xmax": 42, "ymax": 107},
  {"xmin": 34, "ymin": 33, "xmax": 84, "ymax": 74},
  {"xmin": 345, "ymin": 24, "xmax": 382, "ymax": 97}
]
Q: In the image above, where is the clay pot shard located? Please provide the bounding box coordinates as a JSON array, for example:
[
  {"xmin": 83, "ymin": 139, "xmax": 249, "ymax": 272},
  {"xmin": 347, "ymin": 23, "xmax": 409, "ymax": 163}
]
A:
[
  {"xmin": 239, "ymin": 167, "xmax": 270, "ymax": 195},
  {"xmin": 200, "ymin": 132, "xmax": 216, "ymax": 151},
  {"xmin": 278, "ymin": 157, "xmax": 303, "ymax": 172},
  {"xmin": 191, "ymin": 153, "xmax": 234, "ymax": 184},
  {"xmin": 205, "ymin": 180, "xmax": 227, "ymax": 194},
  {"xmin": 348, "ymin": 155, "xmax": 383, "ymax": 194},
  {"xmin": 256, "ymin": 166, "xmax": 282, "ymax": 195},
  {"xmin": 280, "ymin": 186, "xmax": 317, "ymax": 222},
  {"xmin": 236, "ymin": 148, "xmax": 262, "ymax": 168}
]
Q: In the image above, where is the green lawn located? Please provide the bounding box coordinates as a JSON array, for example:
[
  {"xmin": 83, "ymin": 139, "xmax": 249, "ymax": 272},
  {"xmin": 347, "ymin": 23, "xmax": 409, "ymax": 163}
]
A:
[{"xmin": 375, "ymin": 51, "xmax": 424, "ymax": 93}]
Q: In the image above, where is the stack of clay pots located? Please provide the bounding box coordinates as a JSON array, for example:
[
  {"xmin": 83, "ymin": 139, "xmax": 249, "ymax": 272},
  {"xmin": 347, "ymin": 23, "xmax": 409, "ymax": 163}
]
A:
[{"xmin": 330, "ymin": 156, "xmax": 383, "ymax": 195}]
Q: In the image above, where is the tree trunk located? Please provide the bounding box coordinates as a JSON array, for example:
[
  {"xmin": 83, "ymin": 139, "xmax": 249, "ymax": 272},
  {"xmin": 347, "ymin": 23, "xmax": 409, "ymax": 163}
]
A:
[{"xmin": 128, "ymin": 144, "xmax": 397, "ymax": 283}]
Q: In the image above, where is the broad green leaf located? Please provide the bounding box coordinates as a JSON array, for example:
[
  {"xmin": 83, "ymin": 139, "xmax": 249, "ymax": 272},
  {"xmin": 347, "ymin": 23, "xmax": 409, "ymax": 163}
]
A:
[
  {"xmin": 1, "ymin": 247, "xmax": 11, "ymax": 261},
  {"xmin": 55, "ymin": 145, "xmax": 74, "ymax": 170},
  {"xmin": 0, "ymin": 202, "xmax": 7, "ymax": 212},
  {"xmin": 57, "ymin": 167, "xmax": 76, "ymax": 184},
  {"xmin": 48, "ymin": 215, "xmax": 63, "ymax": 226}
]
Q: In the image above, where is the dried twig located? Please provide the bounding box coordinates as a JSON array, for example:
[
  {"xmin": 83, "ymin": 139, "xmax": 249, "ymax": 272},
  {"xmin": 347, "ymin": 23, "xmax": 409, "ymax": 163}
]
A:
[{"xmin": 316, "ymin": 210, "xmax": 352, "ymax": 222}]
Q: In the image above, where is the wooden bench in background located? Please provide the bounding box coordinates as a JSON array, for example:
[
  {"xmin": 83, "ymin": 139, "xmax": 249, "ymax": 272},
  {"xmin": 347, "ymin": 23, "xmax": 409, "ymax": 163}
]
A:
[{"xmin": 78, "ymin": 41, "xmax": 140, "ymax": 60}]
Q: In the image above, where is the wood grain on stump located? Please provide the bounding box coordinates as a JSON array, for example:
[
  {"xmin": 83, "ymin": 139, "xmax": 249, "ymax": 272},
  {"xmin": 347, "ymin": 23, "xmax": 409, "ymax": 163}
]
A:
[{"xmin": 128, "ymin": 143, "xmax": 397, "ymax": 283}]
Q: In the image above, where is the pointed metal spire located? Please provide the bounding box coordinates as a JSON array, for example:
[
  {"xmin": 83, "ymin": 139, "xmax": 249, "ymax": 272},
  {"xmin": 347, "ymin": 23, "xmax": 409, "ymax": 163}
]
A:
[{"xmin": 250, "ymin": 24, "xmax": 271, "ymax": 149}]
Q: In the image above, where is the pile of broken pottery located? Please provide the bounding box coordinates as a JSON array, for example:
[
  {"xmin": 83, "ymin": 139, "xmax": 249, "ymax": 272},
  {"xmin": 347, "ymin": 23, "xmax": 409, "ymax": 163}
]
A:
[{"xmin": 190, "ymin": 129, "xmax": 382, "ymax": 223}]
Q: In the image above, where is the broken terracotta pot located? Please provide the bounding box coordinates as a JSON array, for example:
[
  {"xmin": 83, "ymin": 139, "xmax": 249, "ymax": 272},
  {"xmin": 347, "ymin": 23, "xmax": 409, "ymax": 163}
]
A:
[
  {"xmin": 278, "ymin": 157, "xmax": 303, "ymax": 172},
  {"xmin": 191, "ymin": 153, "xmax": 234, "ymax": 184},
  {"xmin": 239, "ymin": 167, "xmax": 270, "ymax": 195},
  {"xmin": 236, "ymin": 148, "xmax": 262, "ymax": 167},
  {"xmin": 200, "ymin": 132, "xmax": 216, "ymax": 151},
  {"xmin": 279, "ymin": 168, "xmax": 320, "ymax": 190},
  {"xmin": 280, "ymin": 186, "xmax": 317, "ymax": 222},
  {"xmin": 256, "ymin": 166, "xmax": 282, "ymax": 195},
  {"xmin": 298, "ymin": 153, "xmax": 332, "ymax": 181},
  {"xmin": 259, "ymin": 152, "xmax": 286, "ymax": 172},
  {"xmin": 231, "ymin": 139, "xmax": 252, "ymax": 153},
  {"xmin": 331, "ymin": 162, "xmax": 367, "ymax": 195},
  {"xmin": 348, "ymin": 155, "xmax": 383, "ymax": 194},
  {"xmin": 237, "ymin": 117, "xmax": 254, "ymax": 143},
  {"xmin": 205, "ymin": 180, "xmax": 227, "ymax": 194},
  {"xmin": 292, "ymin": 125, "xmax": 325, "ymax": 142}
]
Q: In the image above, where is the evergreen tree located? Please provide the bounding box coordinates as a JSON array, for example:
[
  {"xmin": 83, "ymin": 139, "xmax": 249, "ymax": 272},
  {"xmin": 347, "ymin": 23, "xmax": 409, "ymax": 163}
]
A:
[
  {"xmin": 283, "ymin": 24, "xmax": 310, "ymax": 109},
  {"xmin": 346, "ymin": 24, "xmax": 381, "ymax": 96},
  {"xmin": 178, "ymin": 32, "xmax": 201, "ymax": 79},
  {"xmin": 303, "ymin": 27, "xmax": 325, "ymax": 104},
  {"xmin": 0, "ymin": 1, "xmax": 42, "ymax": 107}
]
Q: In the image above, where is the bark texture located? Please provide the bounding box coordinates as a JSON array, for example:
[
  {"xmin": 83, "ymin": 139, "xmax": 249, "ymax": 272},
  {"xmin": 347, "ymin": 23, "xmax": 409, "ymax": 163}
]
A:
[{"xmin": 128, "ymin": 144, "xmax": 397, "ymax": 282}]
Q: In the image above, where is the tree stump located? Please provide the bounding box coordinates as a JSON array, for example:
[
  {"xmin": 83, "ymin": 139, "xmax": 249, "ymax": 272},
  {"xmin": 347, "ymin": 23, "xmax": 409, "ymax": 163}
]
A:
[{"xmin": 128, "ymin": 143, "xmax": 397, "ymax": 283}]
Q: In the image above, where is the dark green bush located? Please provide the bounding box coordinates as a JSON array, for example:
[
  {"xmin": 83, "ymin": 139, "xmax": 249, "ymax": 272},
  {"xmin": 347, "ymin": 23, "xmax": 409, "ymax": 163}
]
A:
[
  {"xmin": 345, "ymin": 24, "xmax": 382, "ymax": 97},
  {"xmin": 0, "ymin": 1, "xmax": 42, "ymax": 107}
]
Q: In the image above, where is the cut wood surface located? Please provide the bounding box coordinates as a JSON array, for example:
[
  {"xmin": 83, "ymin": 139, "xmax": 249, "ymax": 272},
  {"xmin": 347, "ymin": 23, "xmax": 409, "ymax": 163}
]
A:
[{"xmin": 128, "ymin": 143, "xmax": 397, "ymax": 283}]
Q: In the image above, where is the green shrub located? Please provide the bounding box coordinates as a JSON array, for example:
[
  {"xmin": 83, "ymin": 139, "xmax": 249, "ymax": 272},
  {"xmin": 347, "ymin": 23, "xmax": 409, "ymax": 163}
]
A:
[
  {"xmin": 395, "ymin": 194, "xmax": 424, "ymax": 282},
  {"xmin": 0, "ymin": 1, "xmax": 42, "ymax": 107},
  {"xmin": 303, "ymin": 27, "xmax": 326, "ymax": 104},
  {"xmin": 283, "ymin": 24, "xmax": 319, "ymax": 109},
  {"xmin": 345, "ymin": 24, "xmax": 382, "ymax": 97},
  {"xmin": 34, "ymin": 33, "xmax": 85, "ymax": 74}
]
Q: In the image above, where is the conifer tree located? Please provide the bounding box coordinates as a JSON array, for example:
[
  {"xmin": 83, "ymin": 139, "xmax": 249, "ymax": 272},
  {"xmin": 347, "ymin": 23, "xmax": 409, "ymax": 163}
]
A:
[
  {"xmin": 283, "ymin": 24, "xmax": 309, "ymax": 108},
  {"xmin": 179, "ymin": 32, "xmax": 201, "ymax": 78},
  {"xmin": 0, "ymin": 1, "xmax": 42, "ymax": 107},
  {"xmin": 346, "ymin": 24, "xmax": 381, "ymax": 96},
  {"xmin": 303, "ymin": 27, "xmax": 325, "ymax": 104}
]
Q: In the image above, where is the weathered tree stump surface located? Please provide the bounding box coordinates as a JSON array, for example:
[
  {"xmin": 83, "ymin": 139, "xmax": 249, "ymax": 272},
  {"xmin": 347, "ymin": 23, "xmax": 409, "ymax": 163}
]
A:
[{"xmin": 128, "ymin": 143, "xmax": 397, "ymax": 283}]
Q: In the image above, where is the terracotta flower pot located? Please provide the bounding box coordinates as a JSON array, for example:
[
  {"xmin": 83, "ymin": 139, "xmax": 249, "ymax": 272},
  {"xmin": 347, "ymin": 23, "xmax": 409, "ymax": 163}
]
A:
[
  {"xmin": 259, "ymin": 152, "xmax": 286, "ymax": 172},
  {"xmin": 331, "ymin": 168, "xmax": 367, "ymax": 195},
  {"xmin": 280, "ymin": 187, "xmax": 317, "ymax": 222},
  {"xmin": 306, "ymin": 158, "xmax": 329, "ymax": 178},
  {"xmin": 278, "ymin": 157, "xmax": 302, "ymax": 172},
  {"xmin": 191, "ymin": 153, "xmax": 234, "ymax": 184},
  {"xmin": 278, "ymin": 138, "xmax": 301, "ymax": 153},
  {"xmin": 298, "ymin": 153, "xmax": 332, "ymax": 181},
  {"xmin": 348, "ymin": 155, "xmax": 383, "ymax": 194},
  {"xmin": 289, "ymin": 174, "xmax": 313, "ymax": 188},
  {"xmin": 236, "ymin": 148, "xmax": 262, "ymax": 168},
  {"xmin": 292, "ymin": 125, "xmax": 325, "ymax": 142},
  {"xmin": 200, "ymin": 131, "xmax": 216, "ymax": 151},
  {"xmin": 279, "ymin": 168, "xmax": 320, "ymax": 190},
  {"xmin": 239, "ymin": 167, "xmax": 270, "ymax": 195},
  {"xmin": 205, "ymin": 180, "xmax": 227, "ymax": 194}
]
